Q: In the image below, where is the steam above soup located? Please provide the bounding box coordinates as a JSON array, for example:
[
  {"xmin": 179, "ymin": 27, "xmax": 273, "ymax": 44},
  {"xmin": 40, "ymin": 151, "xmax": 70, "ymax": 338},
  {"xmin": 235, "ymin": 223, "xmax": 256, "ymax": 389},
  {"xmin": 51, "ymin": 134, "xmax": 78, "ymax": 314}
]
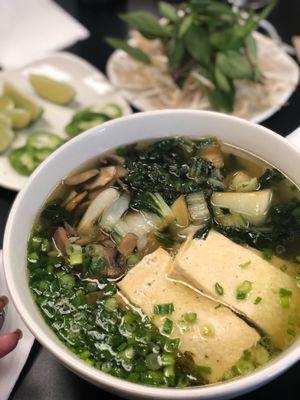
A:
[{"xmin": 28, "ymin": 136, "xmax": 300, "ymax": 387}]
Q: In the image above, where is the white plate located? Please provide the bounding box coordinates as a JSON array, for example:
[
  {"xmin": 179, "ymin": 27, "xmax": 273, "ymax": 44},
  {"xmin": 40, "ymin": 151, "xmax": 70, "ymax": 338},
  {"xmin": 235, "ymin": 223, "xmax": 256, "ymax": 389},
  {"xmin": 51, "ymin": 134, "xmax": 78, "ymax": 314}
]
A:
[
  {"xmin": 0, "ymin": 52, "xmax": 132, "ymax": 192},
  {"xmin": 106, "ymin": 33, "xmax": 299, "ymax": 125}
]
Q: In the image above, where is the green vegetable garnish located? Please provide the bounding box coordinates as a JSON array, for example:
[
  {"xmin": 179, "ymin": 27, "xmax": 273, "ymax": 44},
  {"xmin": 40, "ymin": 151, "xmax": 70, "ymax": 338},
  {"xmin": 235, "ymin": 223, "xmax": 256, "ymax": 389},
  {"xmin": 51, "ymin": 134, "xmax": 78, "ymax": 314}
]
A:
[
  {"xmin": 197, "ymin": 365, "xmax": 212, "ymax": 375},
  {"xmin": 254, "ymin": 297, "xmax": 262, "ymax": 305},
  {"xmin": 262, "ymin": 248, "xmax": 273, "ymax": 260},
  {"xmin": 279, "ymin": 288, "xmax": 293, "ymax": 309},
  {"xmin": 183, "ymin": 312, "xmax": 197, "ymax": 323},
  {"xmin": 162, "ymin": 318, "xmax": 173, "ymax": 335},
  {"xmin": 106, "ymin": 0, "xmax": 276, "ymax": 112},
  {"xmin": 236, "ymin": 280, "xmax": 252, "ymax": 300},
  {"xmin": 239, "ymin": 261, "xmax": 251, "ymax": 269},
  {"xmin": 154, "ymin": 303, "xmax": 175, "ymax": 315},
  {"xmin": 215, "ymin": 282, "xmax": 224, "ymax": 296}
]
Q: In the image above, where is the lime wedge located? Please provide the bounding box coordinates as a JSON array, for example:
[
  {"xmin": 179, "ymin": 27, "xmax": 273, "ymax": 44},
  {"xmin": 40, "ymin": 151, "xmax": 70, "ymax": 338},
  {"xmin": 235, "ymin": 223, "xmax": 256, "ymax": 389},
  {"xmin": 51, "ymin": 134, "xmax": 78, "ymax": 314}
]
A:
[
  {"xmin": 29, "ymin": 74, "xmax": 76, "ymax": 105},
  {"xmin": 0, "ymin": 95, "xmax": 14, "ymax": 111},
  {"xmin": 3, "ymin": 81, "xmax": 43, "ymax": 122},
  {"xmin": 0, "ymin": 112, "xmax": 14, "ymax": 153},
  {"xmin": 1, "ymin": 108, "xmax": 31, "ymax": 129}
]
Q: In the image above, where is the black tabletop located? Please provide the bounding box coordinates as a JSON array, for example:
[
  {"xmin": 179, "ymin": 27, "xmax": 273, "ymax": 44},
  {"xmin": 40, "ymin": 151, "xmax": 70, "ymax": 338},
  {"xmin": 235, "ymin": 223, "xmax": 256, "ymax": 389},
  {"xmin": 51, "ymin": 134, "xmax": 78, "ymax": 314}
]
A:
[{"xmin": 2, "ymin": 1, "xmax": 300, "ymax": 399}]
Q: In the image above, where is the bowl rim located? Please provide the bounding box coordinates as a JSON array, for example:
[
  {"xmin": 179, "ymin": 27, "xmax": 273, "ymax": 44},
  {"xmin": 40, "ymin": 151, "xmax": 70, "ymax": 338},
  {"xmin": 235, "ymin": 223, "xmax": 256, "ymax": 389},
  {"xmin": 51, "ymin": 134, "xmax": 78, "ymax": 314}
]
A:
[{"xmin": 3, "ymin": 109, "xmax": 300, "ymax": 399}]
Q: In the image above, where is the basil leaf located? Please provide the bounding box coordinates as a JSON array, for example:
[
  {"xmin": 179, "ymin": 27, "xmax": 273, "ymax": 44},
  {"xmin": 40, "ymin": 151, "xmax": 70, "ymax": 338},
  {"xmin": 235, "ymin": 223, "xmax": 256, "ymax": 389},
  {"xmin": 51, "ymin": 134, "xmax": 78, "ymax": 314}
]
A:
[
  {"xmin": 245, "ymin": 34, "xmax": 257, "ymax": 64},
  {"xmin": 217, "ymin": 51, "xmax": 254, "ymax": 80},
  {"xmin": 120, "ymin": 12, "xmax": 170, "ymax": 39},
  {"xmin": 209, "ymin": 28, "xmax": 235, "ymax": 50},
  {"xmin": 178, "ymin": 14, "xmax": 194, "ymax": 38},
  {"xmin": 184, "ymin": 24, "xmax": 211, "ymax": 67},
  {"xmin": 215, "ymin": 65, "xmax": 232, "ymax": 93},
  {"xmin": 105, "ymin": 37, "xmax": 151, "ymax": 65},
  {"xmin": 208, "ymin": 86, "xmax": 235, "ymax": 112},
  {"xmin": 168, "ymin": 38, "xmax": 185, "ymax": 68},
  {"xmin": 159, "ymin": 2, "xmax": 179, "ymax": 23}
]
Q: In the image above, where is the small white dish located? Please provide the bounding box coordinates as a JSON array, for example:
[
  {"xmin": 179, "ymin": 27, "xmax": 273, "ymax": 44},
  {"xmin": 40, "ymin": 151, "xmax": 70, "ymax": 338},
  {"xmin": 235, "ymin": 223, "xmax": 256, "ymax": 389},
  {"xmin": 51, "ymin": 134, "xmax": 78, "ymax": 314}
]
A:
[{"xmin": 0, "ymin": 52, "xmax": 132, "ymax": 192}]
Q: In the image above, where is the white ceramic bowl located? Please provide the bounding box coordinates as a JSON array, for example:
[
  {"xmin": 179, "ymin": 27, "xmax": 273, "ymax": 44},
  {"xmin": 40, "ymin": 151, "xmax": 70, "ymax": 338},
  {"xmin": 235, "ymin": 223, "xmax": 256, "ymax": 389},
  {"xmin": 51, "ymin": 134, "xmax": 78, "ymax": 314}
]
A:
[{"xmin": 3, "ymin": 110, "xmax": 300, "ymax": 400}]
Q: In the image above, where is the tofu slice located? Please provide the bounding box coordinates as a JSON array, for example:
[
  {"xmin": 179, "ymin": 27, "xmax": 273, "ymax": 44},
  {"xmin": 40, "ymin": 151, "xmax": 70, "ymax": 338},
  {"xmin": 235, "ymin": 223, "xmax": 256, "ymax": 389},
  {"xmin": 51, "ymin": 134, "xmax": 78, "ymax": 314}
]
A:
[
  {"xmin": 171, "ymin": 230, "xmax": 300, "ymax": 348},
  {"xmin": 118, "ymin": 248, "xmax": 260, "ymax": 383}
]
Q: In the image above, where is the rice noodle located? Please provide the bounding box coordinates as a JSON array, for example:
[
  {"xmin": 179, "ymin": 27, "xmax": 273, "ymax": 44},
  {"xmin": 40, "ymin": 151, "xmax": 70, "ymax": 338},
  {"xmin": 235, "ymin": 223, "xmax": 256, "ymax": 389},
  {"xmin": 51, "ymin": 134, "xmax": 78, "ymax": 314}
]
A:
[{"xmin": 106, "ymin": 31, "xmax": 299, "ymax": 121}]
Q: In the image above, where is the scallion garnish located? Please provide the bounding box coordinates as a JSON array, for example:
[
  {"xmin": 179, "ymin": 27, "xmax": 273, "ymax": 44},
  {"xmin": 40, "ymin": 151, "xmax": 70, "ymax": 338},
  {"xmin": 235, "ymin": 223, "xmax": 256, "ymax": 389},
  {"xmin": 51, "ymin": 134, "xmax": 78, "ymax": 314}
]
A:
[
  {"xmin": 239, "ymin": 261, "xmax": 251, "ymax": 269},
  {"xmin": 154, "ymin": 303, "xmax": 174, "ymax": 315},
  {"xmin": 178, "ymin": 320, "xmax": 189, "ymax": 333},
  {"xmin": 215, "ymin": 282, "xmax": 224, "ymax": 296},
  {"xmin": 162, "ymin": 318, "xmax": 173, "ymax": 335},
  {"xmin": 236, "ymin": 280, "xmax": 252, "ymax": 300},
  {"xmin": 197, "ymin": 365, "xmax": 212, "ymax": 375},
  {"xmin": 262, "ymin": 248, "xmax": 273, "ymax": 260},
  {"xmin": 254, "ymin": 296, "xmax": 262, "ymax": 305},
  {"xmin": 279, "ymin": 288, "xmax": 292, "ymax": 308},
  {"xmin": 166, "ymin": 337, "xmax": 180, "ymax": 351},
  {"xmin": 183, "ymin": 312, "xmax": 197, "ymax": 323}
]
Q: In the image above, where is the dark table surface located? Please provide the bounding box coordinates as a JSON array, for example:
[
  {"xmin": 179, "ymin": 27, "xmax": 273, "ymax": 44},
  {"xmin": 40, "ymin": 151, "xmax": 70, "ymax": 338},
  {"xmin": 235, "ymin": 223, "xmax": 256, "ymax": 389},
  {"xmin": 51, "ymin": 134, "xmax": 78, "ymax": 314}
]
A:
[{"xmin": 1, "ymin": 0, "xmax": 300, "ymax": 399}]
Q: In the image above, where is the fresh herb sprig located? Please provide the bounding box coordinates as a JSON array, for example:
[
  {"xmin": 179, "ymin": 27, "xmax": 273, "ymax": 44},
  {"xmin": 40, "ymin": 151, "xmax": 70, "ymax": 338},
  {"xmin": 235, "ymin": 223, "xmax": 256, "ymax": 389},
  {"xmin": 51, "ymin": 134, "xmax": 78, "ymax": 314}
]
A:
[{"xmin": 106, "ymin": 0, "xmax": 276, "ymax": 112}]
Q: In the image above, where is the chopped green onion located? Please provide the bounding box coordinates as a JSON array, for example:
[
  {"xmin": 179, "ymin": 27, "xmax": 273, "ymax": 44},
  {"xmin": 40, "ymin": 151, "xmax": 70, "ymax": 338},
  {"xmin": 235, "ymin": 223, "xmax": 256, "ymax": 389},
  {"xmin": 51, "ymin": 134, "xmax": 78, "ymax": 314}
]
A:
[
  {"xmin": 124, "ymin": 346, "xmax": 135, "ymax": 359},
  {"xmin": 58, "ymin": 273, "xmax": 75, "ymax": 288},
  {"xmin": 262, "ymin": 248, "xmax": 273, "ymax": 260},
  {"xmin": 239, "ymin": 261, "xmax": 251, "ymax": 269},
  {"xmin": 280, "ymin": 264, "xmax": 288, "ymax": 272},
  {"xmin": 280, "ymin": 297, "xmax": 290, "ymax": 309},
  {"xmin": 295, "ymin": 255, "xmax": 300, "ymax": 263},
  {"xmin": 28, "ymin": 251, "xmax": 39, "ymax": 263},
  {"xmin": 66, "ymin": 244, "xmax": 83, "ymax": 265},
  {"xmin": 254, "ymin": 345, "xmax": 269, "ymax": 365},
  {"xmin": 90, "ymin": 256, "xmax": 106, "ymax": 275},
  {"xmin": 161, "ymin": 353, "xmax": 175, "ymax": 366},
  {"xmin": 214, "ymin": 304, "xmax": 221, "ymax": 309},
  {"xmin": 183, "ymin": 312, "xmax": 197, "ymax": 323},
  {"xmin": 166, "ymin": 338, "xmax": 180, "ymax": 351},
  {"xmin": 236, "ymin": 280, "xmax": 252, "ymax": 300},
  {"xmin": 145, "ymin": 353, "xmax": 161, "ymax": 370},
  {"xmin": 163, "ymin": 365, "xmax": 175, "ymax": 377},
  {"xmin": 287, "ymin": 328, "xmax": 296, "ymax": 337},
  {"xmin": 104, "ymin": 297, "xmax": 118, "ymax": 312},
  {"xmin": 200, "ymin": 323, "xmax": 215, "ymax": 337},
  {"xmin": 125, "ymin": 254, "xmax": 142, "ymax": 268},
  {"xmin": 177, "ymin": 320, "xmax": 189, "ymax": 333},
  {"xmin": 242, "ymin": 349, "xmax": 251, "ymax": 360},
  {"xmin": 254, "ymin": 296, "xmax": 262, "ymax": 305},
  {"xmin": 197, "ymin": 365, "xmax": 212, "ymax": 375},
  {"xmin": 215, "ymin": 282, "xmax": 224, "ymax": 296},
  {"xmin": 236, "ymin": 359, "xmax": 255, "ymax": 375},
  {"xmin": 279, "ymin": 288, "xmax": 292, "ymax": 297},
  {"xmin": 154, "ymin": 303, "xmax": 174, "ymax": 315},
  {"xmin": 162, "ymin": 318, "xmax": 173, "ymax": 335}
]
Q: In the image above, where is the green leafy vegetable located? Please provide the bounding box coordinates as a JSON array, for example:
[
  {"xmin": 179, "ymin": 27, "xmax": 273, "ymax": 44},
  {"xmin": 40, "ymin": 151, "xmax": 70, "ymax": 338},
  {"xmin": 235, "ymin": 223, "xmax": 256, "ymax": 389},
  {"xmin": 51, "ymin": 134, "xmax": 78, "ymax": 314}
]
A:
[
  {"xmin": 41, "ymin": 202, "xmax": 70, "ymax": 225},
  {"xmin": 162, "ymin": 318, "xmax": 173, "ymax": 334},
  {"xmin": 105, "ymin": 37, "xmax": 151, "ymax": 65},
  {"xmin": 215, "ymin": 282, "xmax": 224, "ymax": 296},
  {"xmin": 236, "ymin": 280, "xmax": 252, "ymax": 300},
  {"xmin": 106, "ymin": 0, "xmax": 276, "ymax": 112}
]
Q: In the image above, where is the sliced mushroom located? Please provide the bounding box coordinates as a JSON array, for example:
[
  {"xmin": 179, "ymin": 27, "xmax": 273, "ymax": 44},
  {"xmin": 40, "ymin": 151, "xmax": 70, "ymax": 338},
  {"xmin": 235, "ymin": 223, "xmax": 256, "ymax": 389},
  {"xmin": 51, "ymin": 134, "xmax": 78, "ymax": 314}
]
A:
[
  {"xmin": 75, "ymin": 237, "xmax": 91, "ymax": 246},
  {"xmin": 53, "ymin": 227, "xmax": 69, "ymax": 255},
  {"xmin": 64, "ymin": 222, "xmax": 77, "ymax": 236},
  {"xmin": 118, "ymin": 233, "xmax": 138, "ymax": 256},
  {"xmin": 102, "ymin": 247, "xmax": 125, "ymax": 279},
  {"xmin": 116, "ymin": 166, "xmax": 127, "ymax": 178},
  {"xmin": 65, "ymin": 191, "xmax": 88, "ymax": 212},
  {"xmin": 62, "ymin": 190, "xmax": 78, "ymax": 207},
  {"xmin": 74, "ymin": 200, "xmax": 91, "ymax": 218},
  {"xmin": 105, "ymin": 154, "xmax": 125, "ymax": 165},
  {"xmin": 64, "ymin": 169, "xmax": 99, "ymax": 186},
  {"xmin": 84, "ymin": 166, "xmax": 117, "ymax": 191}
]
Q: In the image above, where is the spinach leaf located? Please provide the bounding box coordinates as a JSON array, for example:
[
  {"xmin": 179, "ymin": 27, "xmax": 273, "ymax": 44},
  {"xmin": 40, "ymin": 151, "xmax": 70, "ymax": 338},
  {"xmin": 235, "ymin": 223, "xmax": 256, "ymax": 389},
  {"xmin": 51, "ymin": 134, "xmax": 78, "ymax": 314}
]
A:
[{"xmin": 259, "ymin": 168, "xmax": 284, "ymax": 189}]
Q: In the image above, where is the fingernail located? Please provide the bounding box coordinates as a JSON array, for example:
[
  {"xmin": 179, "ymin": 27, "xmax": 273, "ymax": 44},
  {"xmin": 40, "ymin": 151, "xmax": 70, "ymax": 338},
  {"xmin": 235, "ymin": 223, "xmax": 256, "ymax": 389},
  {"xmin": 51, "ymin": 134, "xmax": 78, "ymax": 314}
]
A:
[
  {"xmin": 14, "ymin": 329, "xmax": 23, "ymax": 339},
  {"xmin": 0, "ymin": 296, "xmax": 9, "ymax": 309}
]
